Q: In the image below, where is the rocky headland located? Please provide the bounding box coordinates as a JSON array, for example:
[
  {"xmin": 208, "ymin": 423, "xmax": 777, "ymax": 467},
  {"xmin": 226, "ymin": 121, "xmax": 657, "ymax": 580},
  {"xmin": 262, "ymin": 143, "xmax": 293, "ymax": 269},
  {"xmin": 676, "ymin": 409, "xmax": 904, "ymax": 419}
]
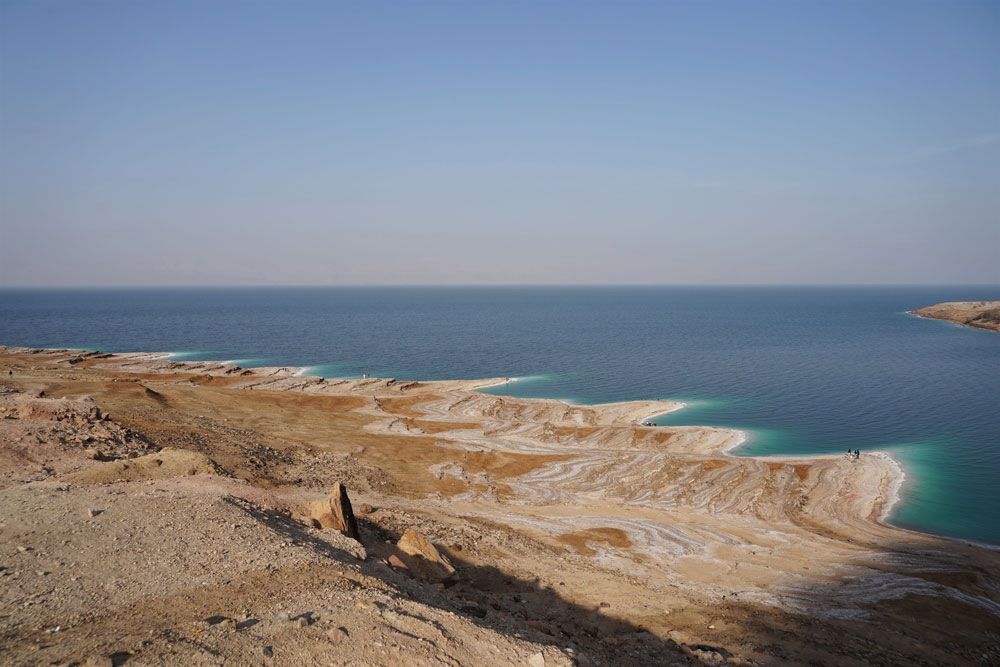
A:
[
  {"xmin": 1, "ymin": 346, "xmax": 998, "ymax": 666},
  {"xmin": 909, "ymin": 300, "xmax": 1000, "ymax": 332}
]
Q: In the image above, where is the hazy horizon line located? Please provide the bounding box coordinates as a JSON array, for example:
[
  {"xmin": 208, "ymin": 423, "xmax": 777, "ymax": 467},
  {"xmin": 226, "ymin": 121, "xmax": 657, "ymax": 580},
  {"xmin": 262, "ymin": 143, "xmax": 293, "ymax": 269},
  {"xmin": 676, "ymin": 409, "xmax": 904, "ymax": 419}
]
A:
[{"xmin": 2, "ymin": 283, "xmax": 998, "ymax": 290}]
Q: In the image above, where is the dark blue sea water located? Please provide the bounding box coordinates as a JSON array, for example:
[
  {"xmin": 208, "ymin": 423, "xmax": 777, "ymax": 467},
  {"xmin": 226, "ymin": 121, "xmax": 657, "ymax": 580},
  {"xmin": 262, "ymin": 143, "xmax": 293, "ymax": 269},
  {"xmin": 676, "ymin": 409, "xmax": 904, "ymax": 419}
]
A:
[{"xmin": 1, "ymin": 286, "xmax": 998, "ymax": 545}]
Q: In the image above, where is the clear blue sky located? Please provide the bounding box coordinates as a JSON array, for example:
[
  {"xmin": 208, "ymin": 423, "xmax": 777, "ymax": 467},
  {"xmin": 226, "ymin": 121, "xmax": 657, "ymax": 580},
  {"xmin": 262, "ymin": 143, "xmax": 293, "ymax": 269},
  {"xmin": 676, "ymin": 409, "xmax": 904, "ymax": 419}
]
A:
[{"xmin": 1, "ymin": 0, "xmax": 997, "ymax": 285}]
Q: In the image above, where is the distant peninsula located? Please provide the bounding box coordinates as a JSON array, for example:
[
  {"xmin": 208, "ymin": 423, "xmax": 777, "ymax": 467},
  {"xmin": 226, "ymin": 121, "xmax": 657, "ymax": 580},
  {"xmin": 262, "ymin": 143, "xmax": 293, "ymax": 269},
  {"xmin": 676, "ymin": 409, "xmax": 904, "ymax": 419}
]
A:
[{"xmin": 910, "ymin": 301, "xmax": 1000, "ymax": 333}]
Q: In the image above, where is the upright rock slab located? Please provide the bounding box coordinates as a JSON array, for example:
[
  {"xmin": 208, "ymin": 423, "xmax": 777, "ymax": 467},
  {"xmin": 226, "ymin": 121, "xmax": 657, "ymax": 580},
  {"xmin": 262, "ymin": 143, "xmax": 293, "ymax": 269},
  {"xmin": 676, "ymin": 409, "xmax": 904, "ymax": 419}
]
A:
[{"xmin": 310, "ymin": 482, "xmax": 360, "ymax": 541}]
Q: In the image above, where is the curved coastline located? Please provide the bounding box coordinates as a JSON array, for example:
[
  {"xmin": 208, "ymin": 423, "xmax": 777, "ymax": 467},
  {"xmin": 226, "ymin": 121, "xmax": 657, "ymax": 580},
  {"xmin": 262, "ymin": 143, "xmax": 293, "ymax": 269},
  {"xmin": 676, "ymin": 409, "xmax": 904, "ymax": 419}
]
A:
[
  {"xmin": 874, "ymin": 450, "xmax": 906, "ymax": 524},
  {"xmin": 633, "ymin": 402, "xmax": 688, "ymax": 426},
  {"xmin": 4, "ymin": 344, "xmax": 908, "ymax": 539},
  {"xmin": 4, "ymin": 343, "xmax": 1000, "ymax": 665},
  {"xmin": 472, "ymin": 376, "xmax": 520, "ymax": 390}
]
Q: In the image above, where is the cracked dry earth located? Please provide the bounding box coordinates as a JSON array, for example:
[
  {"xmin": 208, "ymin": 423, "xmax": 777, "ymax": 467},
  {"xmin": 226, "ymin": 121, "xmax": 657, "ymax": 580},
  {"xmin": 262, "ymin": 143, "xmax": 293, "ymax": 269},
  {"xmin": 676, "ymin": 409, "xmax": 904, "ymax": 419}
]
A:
[{"xmin": 0, "ymin": 346, "xmax": 999, "ymax": 666}]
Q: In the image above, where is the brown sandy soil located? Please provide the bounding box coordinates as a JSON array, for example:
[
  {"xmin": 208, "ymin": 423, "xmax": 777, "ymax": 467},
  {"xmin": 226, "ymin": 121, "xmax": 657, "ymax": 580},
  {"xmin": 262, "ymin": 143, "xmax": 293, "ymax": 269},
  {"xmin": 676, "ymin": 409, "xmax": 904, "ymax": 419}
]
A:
[
  {"xmin": 0, "ymin": 346, "xmax": 998, "ymax": 666},
  {"xmin": 910, "ymin": 300, "xmax": 1000, "ymax": 332}
]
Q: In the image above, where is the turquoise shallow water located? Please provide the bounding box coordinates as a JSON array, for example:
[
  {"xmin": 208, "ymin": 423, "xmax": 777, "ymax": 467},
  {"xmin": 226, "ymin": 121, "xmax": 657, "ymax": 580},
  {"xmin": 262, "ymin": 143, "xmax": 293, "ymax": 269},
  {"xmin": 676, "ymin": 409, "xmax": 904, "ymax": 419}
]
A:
[{"xmin": 1, "ymin": 286, "xmax": 998, "ymax": 544}]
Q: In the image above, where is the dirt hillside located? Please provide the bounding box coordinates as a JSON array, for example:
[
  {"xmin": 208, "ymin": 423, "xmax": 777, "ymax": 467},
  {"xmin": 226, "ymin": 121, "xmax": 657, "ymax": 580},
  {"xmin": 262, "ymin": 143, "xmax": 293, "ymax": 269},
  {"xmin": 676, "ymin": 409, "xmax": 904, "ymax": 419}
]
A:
[{"xmin": 1, "ymin": 346, "xmax": 998, "ymax": 666}]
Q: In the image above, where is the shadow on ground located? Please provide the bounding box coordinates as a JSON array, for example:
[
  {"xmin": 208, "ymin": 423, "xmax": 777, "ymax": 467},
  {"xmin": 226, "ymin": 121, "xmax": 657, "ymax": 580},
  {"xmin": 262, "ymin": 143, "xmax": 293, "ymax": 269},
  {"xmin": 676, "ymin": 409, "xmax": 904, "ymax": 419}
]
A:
[
  {"xmin": 224, "ymin": 498, "xmax": 703, "ymax": 665},
  {"xmin": 228, "ymin": 497, "xmax": 1000, "ymax": 666}
]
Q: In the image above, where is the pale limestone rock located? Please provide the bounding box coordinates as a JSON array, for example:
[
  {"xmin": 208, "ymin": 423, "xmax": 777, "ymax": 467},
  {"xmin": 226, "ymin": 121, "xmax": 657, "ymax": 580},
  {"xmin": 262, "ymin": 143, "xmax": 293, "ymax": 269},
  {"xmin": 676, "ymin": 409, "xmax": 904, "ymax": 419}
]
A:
[{"xmin": 396, "ymin": 528, "xmax": 455, "ymax": 584}]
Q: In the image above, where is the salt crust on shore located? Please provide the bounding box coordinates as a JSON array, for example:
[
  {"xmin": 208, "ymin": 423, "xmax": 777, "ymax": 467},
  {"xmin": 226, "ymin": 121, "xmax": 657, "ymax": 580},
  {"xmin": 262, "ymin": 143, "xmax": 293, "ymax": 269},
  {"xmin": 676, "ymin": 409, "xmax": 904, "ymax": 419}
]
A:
[
  {"xmin": 2, "ymin": 344, "xmax": 1000, "ymax": 666},
  {"xmin": 1, "ymin": 345, "xmax": 909, "ymax": 530},
  {"xmin": 18, "ymin": 348, "xmax": 918, "ymax": 547}
]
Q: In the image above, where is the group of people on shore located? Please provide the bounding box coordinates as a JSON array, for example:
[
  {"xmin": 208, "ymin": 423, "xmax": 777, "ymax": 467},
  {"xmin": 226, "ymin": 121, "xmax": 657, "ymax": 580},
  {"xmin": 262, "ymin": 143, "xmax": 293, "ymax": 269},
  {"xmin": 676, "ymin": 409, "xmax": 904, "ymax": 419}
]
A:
[{"xmin": 847, "ymin": 449, "xmax": 861, "ymax": 459}]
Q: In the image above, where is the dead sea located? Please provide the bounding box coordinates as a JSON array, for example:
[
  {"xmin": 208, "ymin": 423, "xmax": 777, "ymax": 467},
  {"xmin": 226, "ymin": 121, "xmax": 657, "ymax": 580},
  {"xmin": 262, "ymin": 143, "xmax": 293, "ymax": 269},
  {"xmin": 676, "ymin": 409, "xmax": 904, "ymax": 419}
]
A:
[{"xmin": 2, "ymin": 345, "xmax": 998, "ymax": 665}]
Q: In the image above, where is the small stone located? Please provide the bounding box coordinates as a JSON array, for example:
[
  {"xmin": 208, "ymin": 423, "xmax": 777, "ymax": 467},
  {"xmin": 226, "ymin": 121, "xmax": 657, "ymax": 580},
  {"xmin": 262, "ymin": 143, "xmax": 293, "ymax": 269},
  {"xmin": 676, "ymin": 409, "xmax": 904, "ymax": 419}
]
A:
[
  {"xmin": 294, "ymin": 616, "xmax": 309, "ymax": 628},
  {"xmin": 36, "ymin": 570, "xmax": 48, "ymax": 576},
  {"xmin": 459, "ymin": 605, "xmax": 488, "ymax": 618},
  {"xmin": 528, "ymin": 620, "xmax": 556, "ymax": 637},
  {"xmin": 357, "ymin": 503, "xmax": 374, "ymax": 515},
  {"xmin": 528, "ymin": 652, "xmax": 546, "ymax": 667},
  {"xmin": 387, "ymin": 555, "xmax": 410, "ymax": 573},
  {"xmin": 86, "ymin": 508, "xmax": 100, "ymax": 518},
  {"xmin": 274, "ymin": 611, "xmax": 291, "ymax": 623},
  {"xmin": 327, "ymin": 626, "xmax": 349, "ymax": 641},
  {"xmin": 84, "ymin": 657, "xmax": 113, "ymax": 667},
  {"xmin": 261, "ymin": 645, "xmax": 274, "ymax": 658},
  {"xmin": 220, "ymin": 618, "xmax": 237, "ymax": 629}
]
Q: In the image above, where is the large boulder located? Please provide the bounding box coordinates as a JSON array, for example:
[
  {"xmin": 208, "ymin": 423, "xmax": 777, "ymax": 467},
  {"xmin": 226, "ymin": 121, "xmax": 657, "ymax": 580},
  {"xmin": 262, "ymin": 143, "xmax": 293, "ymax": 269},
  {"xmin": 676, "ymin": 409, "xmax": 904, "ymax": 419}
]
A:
[
  {"xmin": 396, "ymin": 528, "xmax": 455, "ymax": 584},
  {"xmin": 309, "ymin": 482, "xmax": 360, "ymax": 540}
]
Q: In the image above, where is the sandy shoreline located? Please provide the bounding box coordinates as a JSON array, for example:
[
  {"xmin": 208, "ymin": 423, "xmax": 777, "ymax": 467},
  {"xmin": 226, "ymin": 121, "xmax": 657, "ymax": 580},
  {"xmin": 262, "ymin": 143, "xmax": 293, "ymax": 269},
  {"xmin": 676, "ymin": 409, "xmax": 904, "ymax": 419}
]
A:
[
  {"xmin": 0, "ymin": 345, "xmax": 916, "ymax": 535},
  {"xmin": 907, "ymin": 310, "xmax": 980, "ymax": 331},
  {"xmin": 873, "ymin": 451, "xmax": 905, "ymax": 523},
  {"xmin": 2, "ymin": 344, "xmax": 998, "ymax": 665},
  {"xmin": 0, "ymin": 345, "xmax": 926, "ymax": 535}
]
